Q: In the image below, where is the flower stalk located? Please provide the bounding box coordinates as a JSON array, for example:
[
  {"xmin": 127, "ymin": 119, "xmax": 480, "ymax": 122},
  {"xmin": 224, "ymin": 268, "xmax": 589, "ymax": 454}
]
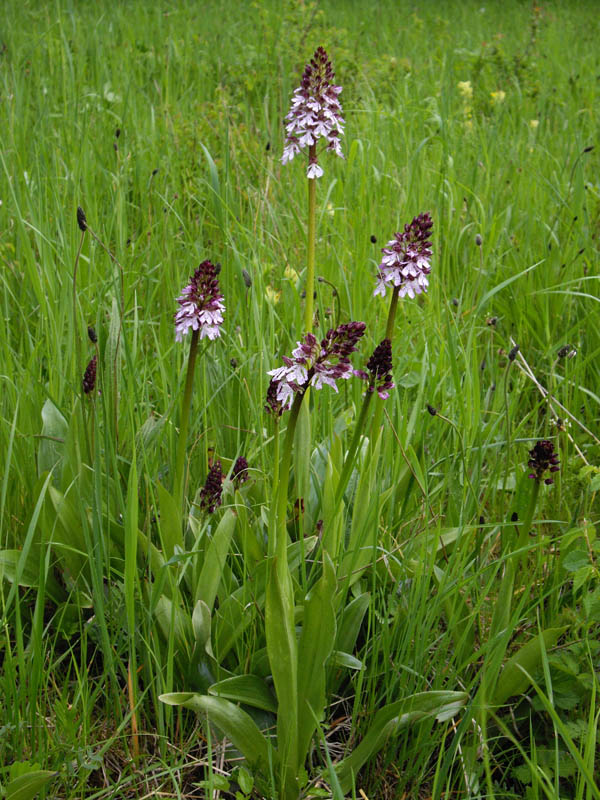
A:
[
  {"xmin": 305, "ymin": 144, "xmax": 317, "ymax": 333},
  {"xmin": 173, "ymin": 260, "xmax": 225, "ymax": 510},
  {"xmin": 174, "ymin": 328, "xmax": 200, "ymax": 508}
]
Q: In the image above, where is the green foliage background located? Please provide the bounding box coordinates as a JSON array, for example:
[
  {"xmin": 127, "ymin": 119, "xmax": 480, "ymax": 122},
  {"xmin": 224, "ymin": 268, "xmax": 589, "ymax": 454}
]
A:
[{"xmin": 0, "ymin": 1, "xmax": 599, "ymax": 798}]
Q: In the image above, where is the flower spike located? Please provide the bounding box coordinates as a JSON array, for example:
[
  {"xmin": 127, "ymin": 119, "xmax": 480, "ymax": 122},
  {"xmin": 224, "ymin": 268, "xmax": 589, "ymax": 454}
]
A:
[
  {"xmin": 175, "ymin": 260, "xmax": 225, "ymax": 342},
  {"xmin": 355, "ymin": 339, "xmax": 395, "ymax": 399},
  {"xmin": 282, "ymin": 46, "xmax": 344, "ymax": 178},
  {"xmin": 267, "ymin": 322, "xmax": 365, "ymax": 411},
  {"xmin": 527, "ymin": 440, "xmax": 560, "ymax": 485},
  {"xmin": 374, "ymin": 213, "xmax": 433, "ymax": 299}
]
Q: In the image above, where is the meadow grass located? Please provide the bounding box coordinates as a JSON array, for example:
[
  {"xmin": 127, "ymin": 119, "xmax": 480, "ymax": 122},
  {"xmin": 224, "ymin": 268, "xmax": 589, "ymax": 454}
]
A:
[{"xmin": 0, "ymin": 1, "xmax": 599, "ymax": 798}]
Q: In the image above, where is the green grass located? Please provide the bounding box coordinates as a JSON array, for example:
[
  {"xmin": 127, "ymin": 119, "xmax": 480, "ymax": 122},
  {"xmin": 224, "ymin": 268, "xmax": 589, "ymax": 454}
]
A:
[{"xmin": 1, "ymin": 0, "xmax": 599, "ymax": 798}]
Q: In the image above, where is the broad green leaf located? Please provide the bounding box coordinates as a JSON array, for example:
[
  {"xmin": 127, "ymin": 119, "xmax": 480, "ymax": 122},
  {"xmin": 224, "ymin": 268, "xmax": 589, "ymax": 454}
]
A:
[
  {"xmin": 266, "ymin": 553, "xmax": 298, "ymax": 790},
  {"xmin": 321, "ymin": 441, "xmax": 343, "ymax": 557},
  {"xmin": 192, "ymin": 599, "xmax": 212, "ymax": 651},
  {"xmin": 159, "ymin": 693, "xmax": 273, "ymax": 772},
  {"xmin": 329, "ymin": 651, "xmax": 364, "ymax": 671},
  {"xmin": 209, "ymin": 674, "xmax": 277, "ymax": 713},
  {"xmin": 334, "ymin": 691, "xmax": 468, "ymax": 793},
  {"xmin": 491, "ymin": 627, "xmax": 567, "ymax": 706},
  {"xmin": 340, "ymin": 435, "xmax": 381, "ymax": 585},
  {"xmin": 48, "ymin": 485, "xmax": 89, "ymax": 582},
  {"xmin": 38, "ymin": 399, "xmax": 67, "ymax": 480},
  {"xmin": 5, "ymin": 770, "xmax": 57, "ymax": 800},
  {"xmin": 196, "ymin": 508, "xmax": 237, "ymax": 610},
  {"xmin": 154, "ymin": 594, "xmax": 193, "ymax": 658},
  {"xmin": 335, "ymin": 592, "xmax": 370, "ymax": 655},
  {"xmin": 215, "ymin": 539, "xmax": 315, "ymax": 658},
  {"xmin": 562, "ymin": 550, "xmax": 589, "ymax": 573},
  {"xmin": 0, "ymin": 549, "xmax": 41, "ymax": 587},
  {"xmin": 297, "ymin": 553, "xmax": 337, "ymax": 768}
]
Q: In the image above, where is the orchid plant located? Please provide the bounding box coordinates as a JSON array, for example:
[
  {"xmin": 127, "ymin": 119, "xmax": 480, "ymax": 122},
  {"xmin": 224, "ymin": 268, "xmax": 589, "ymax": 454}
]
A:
[{"xmin": 159, "ymin": 49, "xmax": 467, "ymax": 800}]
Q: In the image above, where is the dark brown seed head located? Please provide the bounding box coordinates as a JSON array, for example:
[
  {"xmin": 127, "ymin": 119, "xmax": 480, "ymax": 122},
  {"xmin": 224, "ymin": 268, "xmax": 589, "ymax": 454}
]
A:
[{"xmin": 77, "ymin": 206, "xmax": 87, "ymax": 232}]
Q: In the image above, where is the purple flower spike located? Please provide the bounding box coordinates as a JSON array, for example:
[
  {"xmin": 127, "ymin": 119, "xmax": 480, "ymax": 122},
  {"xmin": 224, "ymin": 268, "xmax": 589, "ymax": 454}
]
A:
[
  {"xmin": 175, "ymin": 260, "xmax": 225, "ymax": 342},
  {"xmin": 267, "ymin": 322, "xmax": 366, "ymax": 411},
  {"xmin": 200, "ymin": 461, "xmax": 223, "ymax": 513},
  {"xmin": 374, "ymin": 213, "xmax": 433, "ymax": 299},
  {"xmin": 282, "ymin": 46, "xmax": 344, "ymax": 178},
  {"xmin": 527, "ymin": 440, "xmax": 560, "ymax": 484},
  {"xmin": 82, "ymin": 355, "xmax": 97, "ymax": 394},
  {"xmin": 231, "ymin": 456, "xmax": 249, "ymax": 488},
  {"xmin": 356, "ymin": 339, "xmax": 395, "ymax": 399}
]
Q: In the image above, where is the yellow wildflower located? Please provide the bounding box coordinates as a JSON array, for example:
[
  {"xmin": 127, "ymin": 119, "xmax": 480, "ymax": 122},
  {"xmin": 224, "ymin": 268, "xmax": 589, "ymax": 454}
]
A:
[
  {"xmin": 284, "ymin": 265, "xmax": 300, "ymax": 283},
  {"xmin": 490, "ymin": 90, "xmax": 506, "ymax": 105},
  {"xmin": 265, "ymin": 285, "xmax": 281, "ymax": 305},
  {"xmin": 529, "ymin": 119, "xmax": 539, "ymax": 129},
  {"xmin": 458, "ymin": 81, "xmax": 473, "ymax": 99}
]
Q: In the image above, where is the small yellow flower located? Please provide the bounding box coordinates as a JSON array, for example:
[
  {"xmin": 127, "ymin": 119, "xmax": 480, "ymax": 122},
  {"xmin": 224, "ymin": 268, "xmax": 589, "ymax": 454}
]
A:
[
  {"xmin": 265, "ymin": 285, "xmax": 281, "ymax": 305},
  {"xmin": 490, "ymin": 90, "xmax": 506, "ymax": 105},
  {"xmin": 529, "ymin": 119, "xmax": 539, "ymax": 129},
  {"xmin": 284, "ymin": 265, "xmax": 300, "ymax": 283},
  {"xmin": 458, "ymin": 81, "xmax": 473, "ymax": 99},
  {"xmin": 326, "ymin": 202, "xmax": 335, "ymax": 217}
]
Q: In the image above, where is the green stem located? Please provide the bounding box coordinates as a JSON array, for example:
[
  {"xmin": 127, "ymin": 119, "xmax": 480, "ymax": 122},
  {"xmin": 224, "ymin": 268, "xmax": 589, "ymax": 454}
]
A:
[
  {"xmin": 174, "ymin": 329, "xmax": 200, "ymax": 509},
  {"xmin": 268, "ymin": 418, "xmax": 280, "ymax": 559},
  {"xmin": 274, "ymin": 393, "xmax": 304, "ymax": 562},
  {"xmin": 335, "ymin": 391, "xmax": 374, "ymax": 508},
  {"xmin": 385, "ymin": 286, "xmax": 400, "ymax": 341},
  {"xmin": 515, "ymin": 477, "xmax": 541, "ymax": 565},
  {"xmin": 370, "ymin": 286, "xmax": 400, "ymax": 449},
  {"xmin": 304, "ymin": 144, "xmax": 317, "ymax": 333}
]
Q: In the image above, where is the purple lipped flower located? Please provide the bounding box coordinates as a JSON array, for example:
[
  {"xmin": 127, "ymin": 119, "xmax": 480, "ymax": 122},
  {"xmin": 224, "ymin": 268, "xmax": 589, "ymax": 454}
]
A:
[
  {"xmin": 527, "ymin": 440, "xmax": 560, "ymax": 484},
  {"xmin": 267, "ymin": 322, "xmax": 365, "ymax": 411},
  {"xmin": 175, "ymin": 260, "xmax": 225, "ymax": 342},
  {"xmin": 200, "ymin": 461, "xmax": 223, "ymax": 513},
  {"xmin": 282, "ymin": 46, "xmax": 344, "ymax": 179},
  {"xmin": 374, "ymin": 213, "xmax": 433, "ymax": 299},
  {"xmin": 355, "ymin": 339, "xmax": 395, "ymax": 399}
]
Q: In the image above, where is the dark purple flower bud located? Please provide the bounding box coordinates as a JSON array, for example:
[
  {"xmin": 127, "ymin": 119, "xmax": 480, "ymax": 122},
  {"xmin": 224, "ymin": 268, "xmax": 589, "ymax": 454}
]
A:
[
  {"xmin": 427, "ymin": 404, "xmax": 438, "ymax": 416},
  {"xmin": 82, "ymin": 355, "xmax": 97, "ymax": 394},
  {"xmin": 508, "ymin": 345, "xmax": 519, "ymax": 361},
  {"xmin": 360, "ymin": 339, "xmax": 395, "ymax": 399},
  {"xmin": 77, "ymin": 206, "xmax": 87, "ymax": 232},
  {"xmin": 527, "ymin": 440, "xmax": 560, "ymax": 483},
  {"xmin": 87, "ymin": 326, "xmax": 97, "ymax": 344},
  {"xmin": 557, "ymin": 344, "xmax": 576, "ymax": 359},
  {"xmin": 200, "ymin": 461, "xmax": 223, "ymax": 513},
  {"xmin": 231, "ymin": 456, "xmax": 249, "ymax": 488},
  {"xmin": 265, "ymin": 378, "xmax": 285, "ymax": 417}
]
